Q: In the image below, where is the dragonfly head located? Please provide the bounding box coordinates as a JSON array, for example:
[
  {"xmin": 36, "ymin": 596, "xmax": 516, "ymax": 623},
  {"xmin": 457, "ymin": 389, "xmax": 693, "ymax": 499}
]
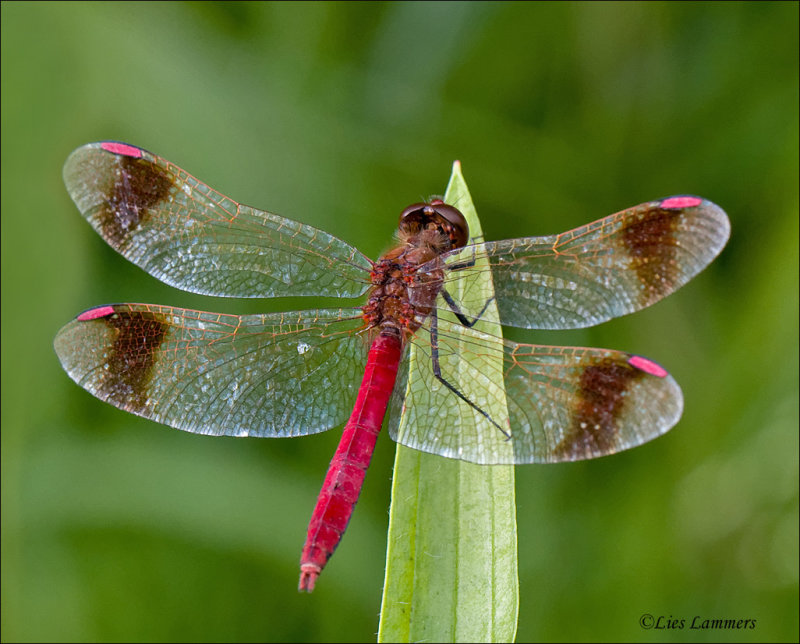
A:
[{"xmin": 398, "ymin": 200, "xmax": 469, "ymax": 250}]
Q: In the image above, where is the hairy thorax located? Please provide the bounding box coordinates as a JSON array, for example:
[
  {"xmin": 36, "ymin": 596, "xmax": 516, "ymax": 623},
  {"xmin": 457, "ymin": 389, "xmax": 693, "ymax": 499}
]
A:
[{"xmin": 362, "ymin": 229, "xmax": 450, "ymax": 341}]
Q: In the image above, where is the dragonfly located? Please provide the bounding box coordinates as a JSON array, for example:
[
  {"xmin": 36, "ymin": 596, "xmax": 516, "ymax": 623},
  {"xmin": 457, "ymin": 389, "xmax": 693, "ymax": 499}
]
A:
[{"xmin": 55, "ymin": 141, "xmax": 730, "ymax": 592}]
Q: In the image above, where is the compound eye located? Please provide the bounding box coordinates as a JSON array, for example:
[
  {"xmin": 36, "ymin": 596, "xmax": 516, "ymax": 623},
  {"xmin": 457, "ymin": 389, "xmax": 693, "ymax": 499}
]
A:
[
  {"xmin": 398, "ymin": 201, "xmax": 469, "ymax": 249},
  {"xmin": 428, "ymin": 201, "xmax": 469, "ymax": 249},
  {"xmin": 398, "ymin": 202, "xmax": 430, "ymax": 222}
]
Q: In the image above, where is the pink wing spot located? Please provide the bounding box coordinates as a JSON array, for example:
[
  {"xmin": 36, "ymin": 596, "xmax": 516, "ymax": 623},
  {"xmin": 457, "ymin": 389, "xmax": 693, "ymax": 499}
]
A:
[
  {"xmin": 628, "ymin": 355, "xmax": 668, "ymax": 378},
  {"xmin": 77, "ymin": 305, "xmax": 116, "ymax": 321},
  {"xmin": 660, "ymin": 196, "xmax": 702, "ymax": 209},
  {"xmin": 101, "ymin": 142, "xmax": 143, "ymax": 158}
]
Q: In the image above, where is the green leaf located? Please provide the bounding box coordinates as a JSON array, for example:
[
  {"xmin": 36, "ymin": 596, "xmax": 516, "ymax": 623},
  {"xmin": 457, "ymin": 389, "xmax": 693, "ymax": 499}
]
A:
[{"xmin": 378, "ymin": 163, "xmax": 519, "ymax": 643}]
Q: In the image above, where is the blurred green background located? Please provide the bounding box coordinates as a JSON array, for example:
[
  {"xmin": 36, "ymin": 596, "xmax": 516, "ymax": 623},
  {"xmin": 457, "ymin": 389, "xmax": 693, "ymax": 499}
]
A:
[{"xmin": 2, "ymin": 2, "xmax": 797, "ymax": 642}]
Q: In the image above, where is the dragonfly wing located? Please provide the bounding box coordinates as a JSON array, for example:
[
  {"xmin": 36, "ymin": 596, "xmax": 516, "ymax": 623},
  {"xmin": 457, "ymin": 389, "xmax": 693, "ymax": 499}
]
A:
[
  {"xmin": 63, "ymin": 142, "xmax": 373, "ymax": 298},
  {"xmin": 389, "ymin": 318, "xmax": 681, "ymax": 464},
  {"xmin": 435, "ymin": 196, "xmax": 730, "ymax": 329},
  {"xmin": 388, "ymin": 320, "xmax": 513, "ymax": 465},
  {"xmin": 54, "ymin": 304, "xmax": 368, "ymax": 437},
  {"xmin": 501, "ymin": 339, "xmax": 682, "ymax": 463}
]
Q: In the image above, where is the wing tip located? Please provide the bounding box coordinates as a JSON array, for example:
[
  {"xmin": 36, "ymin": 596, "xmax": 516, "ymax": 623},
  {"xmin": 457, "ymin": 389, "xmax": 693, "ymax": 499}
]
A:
[
  {"xmin": 76, "ymin": 305, "xmax": 117, "ymax": 321},
  {"xmin": 628, "ymin": 354, "xmax": 669, "ymax": 378},
  {"xmin": 99, "ymin": 141, "xmax": 144, "ymax": 158},
  {"xmin": 660, "ymin": 194, "xmax": 731, "ymax": 240}
]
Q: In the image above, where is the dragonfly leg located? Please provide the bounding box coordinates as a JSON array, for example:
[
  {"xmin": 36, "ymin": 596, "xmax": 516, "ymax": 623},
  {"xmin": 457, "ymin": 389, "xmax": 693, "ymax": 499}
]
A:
[
  {"xmin": 440, "ymin": 288, "xmax": 496, "ymax": 328},
  {"xmin": 442, "ymin": 240, "xmax": 480, "ymax": 271},
  {"xmin": 429, "ymin": 310, "xmax": 510, "ymax": 439}
]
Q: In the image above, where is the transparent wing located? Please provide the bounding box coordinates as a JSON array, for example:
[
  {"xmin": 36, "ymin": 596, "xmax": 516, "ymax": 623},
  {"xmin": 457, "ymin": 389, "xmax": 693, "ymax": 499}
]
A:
[
  {"xmin": 63, "ymin": 142, "xmax": 373, "ymax": 298},
  {"xmin": 54, "ymin": 304, "xmax": 369, "ymax": 437},
  {"xmin": 424, "ymin": 196, "xmax": 730, "ymax": 329},
  {"xmin": 388, "ymin": 317, "xmax": 682, "ymax": 465}
]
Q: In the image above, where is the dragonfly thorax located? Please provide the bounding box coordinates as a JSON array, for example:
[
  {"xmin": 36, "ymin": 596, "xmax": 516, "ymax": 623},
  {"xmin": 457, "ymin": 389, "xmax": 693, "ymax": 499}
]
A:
[{"xmin": 363, "ymin": 201, "xmax": 467, "ymax": 340}]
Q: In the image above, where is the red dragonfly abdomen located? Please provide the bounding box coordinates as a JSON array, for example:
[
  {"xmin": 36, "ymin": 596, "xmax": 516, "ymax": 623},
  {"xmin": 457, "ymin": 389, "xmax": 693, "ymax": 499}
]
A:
[{"xmin": 299, "ymin": 331, "xmax": 403, "ymax": 592}]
